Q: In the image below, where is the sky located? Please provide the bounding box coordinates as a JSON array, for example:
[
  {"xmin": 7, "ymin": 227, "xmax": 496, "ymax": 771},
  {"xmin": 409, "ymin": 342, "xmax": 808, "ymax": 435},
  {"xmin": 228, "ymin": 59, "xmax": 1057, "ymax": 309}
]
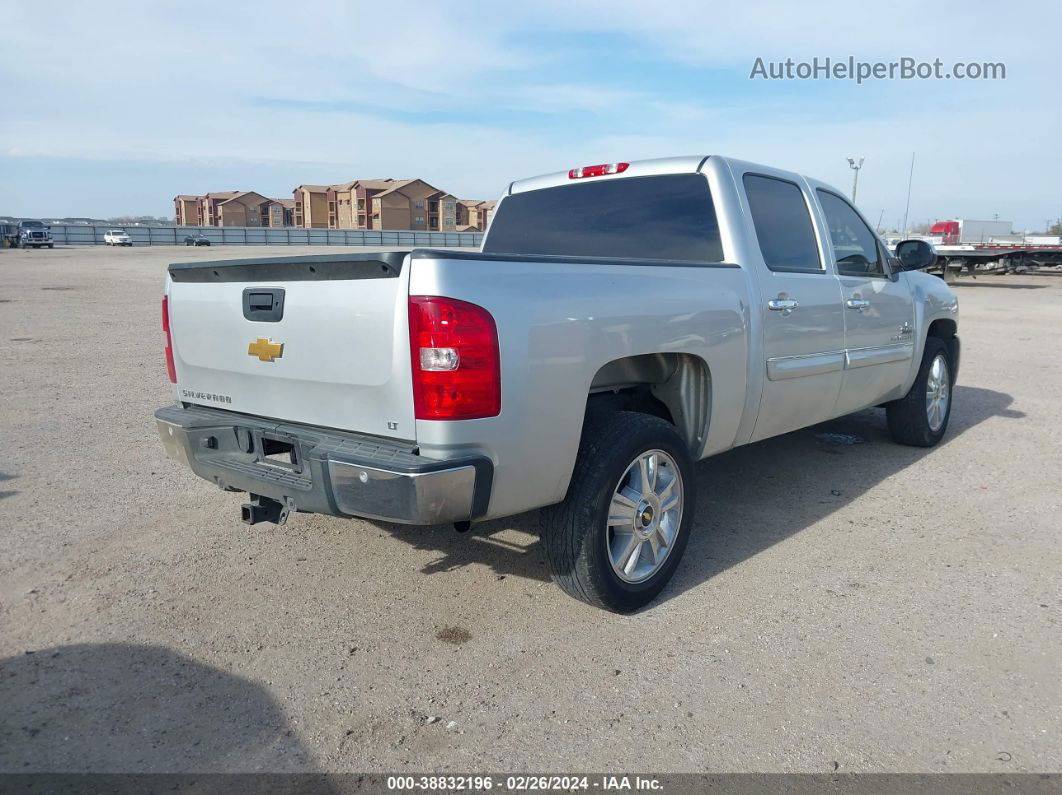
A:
[{"xmin": 1, "ymin": 0, "xmax": 1059, "ymax": 231}]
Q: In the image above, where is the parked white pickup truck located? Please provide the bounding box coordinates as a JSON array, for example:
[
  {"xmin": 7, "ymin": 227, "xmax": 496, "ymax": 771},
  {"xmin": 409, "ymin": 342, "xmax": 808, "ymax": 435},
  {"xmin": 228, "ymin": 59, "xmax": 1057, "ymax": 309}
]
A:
[{"xmin": 156, "ymin": 155, "xmax": 959, "ymax": 612}]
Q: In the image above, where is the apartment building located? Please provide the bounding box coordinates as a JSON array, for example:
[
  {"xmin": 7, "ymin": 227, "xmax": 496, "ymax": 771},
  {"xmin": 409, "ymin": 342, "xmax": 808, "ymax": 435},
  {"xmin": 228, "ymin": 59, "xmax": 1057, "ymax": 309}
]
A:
[
  {"xmin": 456, "ymin": 199, "xmax": 496, "ymax": 231},
  {"xmin": 173, "ymin": 193, "xmax": 295, "ymax": 227},
  {"xmin": 174, "ymin": 195, "xmax": 202, "ymax": 226},
  {"xmin": 176, "ymin": 179, "xmax": 480, "ymax": 232},
  {"xmin": 294, "ymin": 178, "xmax": 459, "ymax": 231},
  {"xmin": 216, "ymin": 192, "xmax": 270, "ymax": 226},
  {"xmin": 171, "ymin": 191, "xmax": 237, "ymax": 226},
  {"xmin": 371, "ymin": 179, "xmax": 458, "ymax": 231},
  {"xmin": 292, "ymin": 185, "xmax": 331, "ymax": 228},
  {"xmin": 326, "ymin": 179, "xmax": 397, "ymax": 230},
  {"xmin": 267, "ymin": 199, "xmax": 295, "ymax": 228}
]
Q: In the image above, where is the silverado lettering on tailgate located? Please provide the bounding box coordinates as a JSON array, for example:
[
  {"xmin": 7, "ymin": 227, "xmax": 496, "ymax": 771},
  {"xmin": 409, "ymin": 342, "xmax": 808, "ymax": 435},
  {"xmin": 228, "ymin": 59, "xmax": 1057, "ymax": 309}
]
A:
[{"xmin": 180, "ymin": 389, "xmax": 233, "ymax": 404}]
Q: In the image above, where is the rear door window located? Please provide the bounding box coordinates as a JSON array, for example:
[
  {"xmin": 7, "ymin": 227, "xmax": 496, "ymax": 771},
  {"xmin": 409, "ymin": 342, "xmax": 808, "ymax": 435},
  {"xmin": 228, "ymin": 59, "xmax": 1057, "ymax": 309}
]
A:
[
  {"xmin": 742, "ymin": 174, "xmax": 822, "ymax": 273},
  {"xmin": 483, "ymin": 173, "xmax": 723, "ymax": 262}
]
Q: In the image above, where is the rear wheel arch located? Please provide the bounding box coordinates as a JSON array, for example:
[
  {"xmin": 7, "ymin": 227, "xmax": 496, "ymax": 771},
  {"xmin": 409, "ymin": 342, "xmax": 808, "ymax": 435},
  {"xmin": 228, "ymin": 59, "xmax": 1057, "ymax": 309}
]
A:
[{"xmin": 585, "ymin": 352, "xmax": 711, "ymax": 455}]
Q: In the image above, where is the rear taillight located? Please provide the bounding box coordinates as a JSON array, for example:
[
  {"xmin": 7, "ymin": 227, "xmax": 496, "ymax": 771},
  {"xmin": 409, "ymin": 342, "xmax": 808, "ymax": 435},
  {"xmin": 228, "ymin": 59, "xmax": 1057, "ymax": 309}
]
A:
[
  {"xmin": 568, "ymin": 162, "xmax": 629, "ymax": 179},
  {"xmin": 409, "ymin": 296, "xmax": 500, "ymax": 420},
  {"xmin": 162, "ymin": 296, "xmax": 176, "ymax": 383}
]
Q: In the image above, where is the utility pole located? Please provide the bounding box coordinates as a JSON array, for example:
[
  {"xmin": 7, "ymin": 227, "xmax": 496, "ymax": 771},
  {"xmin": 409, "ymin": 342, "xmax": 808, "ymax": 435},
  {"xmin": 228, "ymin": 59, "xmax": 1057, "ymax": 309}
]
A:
[
  {"xmin": 902, "ymin": 152, "xmax": 915, "ymax": 234},
  {"xmin": 847, "ymin": 157, "xmax": 864, "ymax": 203}
]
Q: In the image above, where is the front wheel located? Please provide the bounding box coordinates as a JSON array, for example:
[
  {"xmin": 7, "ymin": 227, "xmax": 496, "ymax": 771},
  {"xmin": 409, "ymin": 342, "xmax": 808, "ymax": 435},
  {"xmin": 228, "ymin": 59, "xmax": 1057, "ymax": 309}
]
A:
[
  {"xmin": 542, "ymin": 411, "xmax": 695, "ymax": 612},
  {"xmin": 886, "ymin": 336, "xmax": 955, "ymax": 447}
]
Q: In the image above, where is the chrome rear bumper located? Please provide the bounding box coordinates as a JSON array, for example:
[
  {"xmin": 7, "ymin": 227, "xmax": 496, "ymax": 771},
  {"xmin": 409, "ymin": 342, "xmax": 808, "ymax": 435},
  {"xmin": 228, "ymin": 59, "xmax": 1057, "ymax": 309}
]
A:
[{"xmin": 155, "ymin": 404, "xmax": 492, "ymax": 525}]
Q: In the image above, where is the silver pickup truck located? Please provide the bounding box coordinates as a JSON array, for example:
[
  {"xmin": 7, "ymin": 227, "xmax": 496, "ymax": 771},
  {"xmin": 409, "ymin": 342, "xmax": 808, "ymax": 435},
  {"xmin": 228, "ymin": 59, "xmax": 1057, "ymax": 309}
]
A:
[{"xmin": 155, "ymin": 155, "xmax": 959, "ymax": 612}]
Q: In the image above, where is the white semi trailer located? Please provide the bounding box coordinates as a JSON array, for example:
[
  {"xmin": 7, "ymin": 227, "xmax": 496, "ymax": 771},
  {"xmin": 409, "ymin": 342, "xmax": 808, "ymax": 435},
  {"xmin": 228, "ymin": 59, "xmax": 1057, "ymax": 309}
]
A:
[{"xmin": 929, "ymin": 219, "xmax": 1012, "ymax": 244}]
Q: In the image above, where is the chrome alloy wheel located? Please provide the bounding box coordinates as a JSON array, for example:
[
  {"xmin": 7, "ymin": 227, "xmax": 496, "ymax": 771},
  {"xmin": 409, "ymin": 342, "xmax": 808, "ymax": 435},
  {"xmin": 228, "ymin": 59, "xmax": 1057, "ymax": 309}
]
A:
[
  {"xmin": 606, "ymin": 449, "xmax": 684, "ymax": 584},
  {"xmin": 925, "ymin": 354, "xmax": 951, "ymax": 432}
]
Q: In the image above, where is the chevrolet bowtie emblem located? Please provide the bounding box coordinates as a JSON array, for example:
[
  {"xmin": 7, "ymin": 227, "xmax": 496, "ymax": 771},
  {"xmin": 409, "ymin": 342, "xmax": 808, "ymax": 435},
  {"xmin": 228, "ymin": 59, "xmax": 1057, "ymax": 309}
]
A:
[{"xmin": 247, "ymin": 337, "xmax": 284, "ymax": 362}]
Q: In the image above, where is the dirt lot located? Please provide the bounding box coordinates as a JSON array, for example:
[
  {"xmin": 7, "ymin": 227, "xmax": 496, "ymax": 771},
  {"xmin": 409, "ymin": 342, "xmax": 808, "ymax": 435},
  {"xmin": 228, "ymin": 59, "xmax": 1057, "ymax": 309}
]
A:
[{"xmin": 1, "ymin": 245, "xmax": 1059, "ymax": 774}]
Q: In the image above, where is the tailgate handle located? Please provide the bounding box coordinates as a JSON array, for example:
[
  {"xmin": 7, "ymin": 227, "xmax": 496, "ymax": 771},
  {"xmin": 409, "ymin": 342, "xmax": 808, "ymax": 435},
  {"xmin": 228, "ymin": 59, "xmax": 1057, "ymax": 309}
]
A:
[{"xmin": 242, "ymin": 288, "xmax": 285, "ymax": 322}]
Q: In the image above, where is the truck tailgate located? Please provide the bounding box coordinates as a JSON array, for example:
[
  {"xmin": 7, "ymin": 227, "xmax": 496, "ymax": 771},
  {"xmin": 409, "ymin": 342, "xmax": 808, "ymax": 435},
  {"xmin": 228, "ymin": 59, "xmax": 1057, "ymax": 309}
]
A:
[{"xmin": 166, "ymin": 253, "xmax": 415, "ymax": 442}]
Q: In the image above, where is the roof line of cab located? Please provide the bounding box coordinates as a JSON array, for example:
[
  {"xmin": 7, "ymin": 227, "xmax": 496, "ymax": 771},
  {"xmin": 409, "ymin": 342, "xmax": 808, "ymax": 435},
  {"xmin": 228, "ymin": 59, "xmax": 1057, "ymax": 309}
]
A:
[{"xmin": 506, "ymin": 155, "xmax": 715, "ymax": 196}]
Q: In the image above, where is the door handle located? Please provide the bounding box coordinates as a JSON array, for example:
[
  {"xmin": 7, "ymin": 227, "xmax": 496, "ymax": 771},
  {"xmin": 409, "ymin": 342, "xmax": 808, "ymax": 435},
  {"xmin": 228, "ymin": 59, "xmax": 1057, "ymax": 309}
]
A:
[
  {"xmin": 767, "ymin": 299, "xmax": 799, "ymax": 315},
  {"xmin": 846, "ymin": 298, "xmax": 870, "ymax": 311}
]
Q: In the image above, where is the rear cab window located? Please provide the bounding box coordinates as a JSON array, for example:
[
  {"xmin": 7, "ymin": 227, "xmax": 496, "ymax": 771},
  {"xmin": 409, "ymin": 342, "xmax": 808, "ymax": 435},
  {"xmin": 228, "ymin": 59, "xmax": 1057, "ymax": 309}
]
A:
[{"xmin": 483, "ymin": 173, "xmax": 724, "ymax": 263}]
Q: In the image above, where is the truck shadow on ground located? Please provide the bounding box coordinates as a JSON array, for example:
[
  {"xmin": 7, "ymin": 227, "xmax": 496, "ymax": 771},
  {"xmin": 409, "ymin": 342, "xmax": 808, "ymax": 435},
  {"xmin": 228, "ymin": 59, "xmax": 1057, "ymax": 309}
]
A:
[
  {"xmin": 374, "ymin": 385, "xmax": 1022, "ymax": 604},
  {"xmin": 665, "ymin": 384, "xmax": 1022, "ymax": 604},
  {"xmin": 0, "ymin": 643, "xmax": 327, "ymax": 782}
]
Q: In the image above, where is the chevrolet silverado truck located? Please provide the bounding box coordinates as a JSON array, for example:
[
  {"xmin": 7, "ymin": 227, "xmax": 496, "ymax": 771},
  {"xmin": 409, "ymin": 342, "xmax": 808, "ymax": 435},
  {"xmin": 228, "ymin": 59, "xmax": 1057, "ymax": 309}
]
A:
[{"xmin": 155, "ymin": 155, "xmax": 959, "ymax": 612}]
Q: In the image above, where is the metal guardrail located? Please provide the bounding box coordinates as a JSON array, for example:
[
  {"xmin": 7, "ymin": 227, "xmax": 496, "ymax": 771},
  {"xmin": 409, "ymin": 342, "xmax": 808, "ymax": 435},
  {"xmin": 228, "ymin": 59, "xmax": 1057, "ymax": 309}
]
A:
[{"xmin": 44, "ymin": 225, "xmax": 484, "ymax": 248}]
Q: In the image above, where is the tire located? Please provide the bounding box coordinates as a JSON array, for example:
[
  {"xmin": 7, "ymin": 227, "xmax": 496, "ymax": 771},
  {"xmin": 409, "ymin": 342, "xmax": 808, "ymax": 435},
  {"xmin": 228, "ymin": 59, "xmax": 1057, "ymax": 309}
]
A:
[
  {"xmin": 886, "ymin": 336, "xmax": 954, "ymax": 447},
  {"xmin": 541, "ymin": 411, "xmax": 695, "ymax": 612},
  {"xmin": 47, "ymin": 244, "xmax": 54, "ymax": 249}
]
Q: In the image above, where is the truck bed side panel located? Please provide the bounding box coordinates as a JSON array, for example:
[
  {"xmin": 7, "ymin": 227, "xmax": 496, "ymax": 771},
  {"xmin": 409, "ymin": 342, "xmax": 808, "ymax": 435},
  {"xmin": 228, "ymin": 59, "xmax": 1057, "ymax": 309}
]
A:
[{"xmin": 408, "ymin": 256, "xmax": 750, "ymax": 520}]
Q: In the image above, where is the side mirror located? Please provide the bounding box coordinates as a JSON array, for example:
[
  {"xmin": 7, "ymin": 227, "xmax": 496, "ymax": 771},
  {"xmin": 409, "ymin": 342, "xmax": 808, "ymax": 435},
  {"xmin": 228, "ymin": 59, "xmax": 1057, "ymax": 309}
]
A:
[{"xmin": 894, "ymin": 238, "xmax": 937, "ymax": 271}]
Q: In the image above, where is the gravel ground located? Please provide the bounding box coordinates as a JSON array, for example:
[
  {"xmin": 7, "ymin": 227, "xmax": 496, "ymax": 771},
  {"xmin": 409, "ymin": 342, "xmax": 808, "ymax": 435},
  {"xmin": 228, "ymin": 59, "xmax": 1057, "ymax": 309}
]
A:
[{"xmin": 1, "ymin": 245, "xmax": 1059, "ymax": 774}]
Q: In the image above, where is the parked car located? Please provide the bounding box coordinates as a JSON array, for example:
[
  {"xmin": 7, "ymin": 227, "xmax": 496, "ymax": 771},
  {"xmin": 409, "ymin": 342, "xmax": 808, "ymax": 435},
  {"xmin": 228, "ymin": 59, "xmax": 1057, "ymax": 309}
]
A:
[
  {"xmin": 104, "ymin": 229, "xmax": 132, "ymax": 246},
  {"xmin": 8, "ymin": 220, "xmax": 54, "ymax": 249},
  {"xmin": 184, "ymin": 233, "xmax": 211, "ymax": 246},
  {"xmin": 155, "ymin": 155, "xmax": 959, "ymax": 612}
]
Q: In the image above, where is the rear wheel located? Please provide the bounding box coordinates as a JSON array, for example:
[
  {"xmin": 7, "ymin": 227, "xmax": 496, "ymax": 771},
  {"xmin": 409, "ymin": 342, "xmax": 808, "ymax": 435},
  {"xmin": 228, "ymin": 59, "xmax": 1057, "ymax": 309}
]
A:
[
  {"xmin": 886, "ymin": 336, "xmax": 954, "ymax": 447},
  {"xmin": 542, "ymin": 411, "xmax": 695, "ymax": 612}
]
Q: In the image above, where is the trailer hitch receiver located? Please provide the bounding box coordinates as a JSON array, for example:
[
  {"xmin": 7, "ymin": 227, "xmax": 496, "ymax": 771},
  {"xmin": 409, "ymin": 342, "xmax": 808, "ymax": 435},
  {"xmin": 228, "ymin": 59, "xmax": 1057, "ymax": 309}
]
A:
[{"xmin": 241, "ymin": 494, "xmax": 295, "ymax": 526}]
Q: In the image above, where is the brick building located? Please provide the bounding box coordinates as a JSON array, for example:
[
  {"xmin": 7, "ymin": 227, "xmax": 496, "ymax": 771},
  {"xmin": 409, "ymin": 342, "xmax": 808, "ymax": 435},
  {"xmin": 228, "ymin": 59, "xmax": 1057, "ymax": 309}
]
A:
[
  {"xmin": 301, "ymin": 178, "xmax": 459, "ymax": 231},
  {"xmin": 175, "ymin": 180, "xmax": 486, "ymax": 231},
  {"xmin": 173, "ymin": 192, "xmax": 295, "ymax": 227},
  {"xmin": 456, "ymin": 199, "xmax": 496, "ymax": 231}
]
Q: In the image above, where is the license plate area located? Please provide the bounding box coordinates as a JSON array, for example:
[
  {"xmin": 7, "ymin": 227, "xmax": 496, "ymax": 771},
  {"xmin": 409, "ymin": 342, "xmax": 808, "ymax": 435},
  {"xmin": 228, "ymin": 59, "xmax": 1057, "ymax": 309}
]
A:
[{"xmin": 254, "ymin": 431, "xmax": 305, "ymax": 474}]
